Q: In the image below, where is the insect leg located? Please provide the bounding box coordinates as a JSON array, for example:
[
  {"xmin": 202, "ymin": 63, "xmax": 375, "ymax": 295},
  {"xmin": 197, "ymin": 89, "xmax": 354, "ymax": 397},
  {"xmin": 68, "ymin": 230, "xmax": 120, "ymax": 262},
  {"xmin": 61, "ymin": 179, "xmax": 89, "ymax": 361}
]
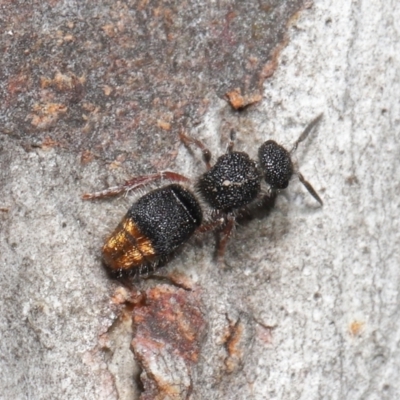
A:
[
  {"xmin": 179, "ymin": 130, "xmax": 212, "ymax": 170},
  {"xmin": 216, "ymin": 214, "xmax": 235, "ymax": 264},
  {"xmin": 82, "ymin": 171, "xmax": 190, "ymax": 200}
]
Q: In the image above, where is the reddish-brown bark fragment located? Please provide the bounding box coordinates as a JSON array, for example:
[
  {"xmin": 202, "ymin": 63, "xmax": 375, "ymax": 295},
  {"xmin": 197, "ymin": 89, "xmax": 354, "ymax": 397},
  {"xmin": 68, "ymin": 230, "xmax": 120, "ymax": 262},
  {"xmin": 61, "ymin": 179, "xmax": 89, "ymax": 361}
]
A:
[
  {"xmin": 131, "ymin": 284, "xmax": 206, "ymax": 400},
  {"xmin": 225, "ymin": 88, "xmax": 262, "ymax": 110},
  {"xmin": 218, "ymin": 314, "xmax": 255, "ymax": 376}
]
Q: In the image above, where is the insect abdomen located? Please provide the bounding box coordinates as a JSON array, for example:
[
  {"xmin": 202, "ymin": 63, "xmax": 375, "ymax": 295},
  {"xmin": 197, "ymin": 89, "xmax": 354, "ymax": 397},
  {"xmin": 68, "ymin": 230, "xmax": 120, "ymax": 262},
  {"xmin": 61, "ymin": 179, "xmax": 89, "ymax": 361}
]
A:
[{"xmin": 102, "ymin": 184, "xmax": 202, "ymax": 275}]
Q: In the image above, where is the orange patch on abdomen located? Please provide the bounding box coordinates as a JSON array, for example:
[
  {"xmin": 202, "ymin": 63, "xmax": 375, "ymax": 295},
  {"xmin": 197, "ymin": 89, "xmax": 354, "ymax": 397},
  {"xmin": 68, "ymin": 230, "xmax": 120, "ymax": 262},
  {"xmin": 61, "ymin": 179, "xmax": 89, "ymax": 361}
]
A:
[{"xmin": 102, "ymin": 216, "xmax": 157, "ymax": 272}]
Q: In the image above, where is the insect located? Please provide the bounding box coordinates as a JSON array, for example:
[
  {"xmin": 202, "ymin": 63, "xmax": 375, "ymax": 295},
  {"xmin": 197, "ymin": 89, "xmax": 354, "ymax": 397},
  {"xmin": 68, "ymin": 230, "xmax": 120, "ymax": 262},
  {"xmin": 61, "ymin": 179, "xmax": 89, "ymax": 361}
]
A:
[{"xmin": 83, "ymin": 114, "xmax": 323, "ymax": 277}]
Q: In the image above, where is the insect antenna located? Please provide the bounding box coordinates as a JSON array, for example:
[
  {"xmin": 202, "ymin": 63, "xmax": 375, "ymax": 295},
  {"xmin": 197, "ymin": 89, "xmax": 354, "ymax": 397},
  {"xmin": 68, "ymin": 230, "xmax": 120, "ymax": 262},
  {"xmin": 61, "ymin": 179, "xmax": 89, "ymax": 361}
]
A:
[
  {"xmin": 291, "ymin": 113, "xmax": 324, "ymax": 205},
  {"xmin": 290, "ymin": 113, "xmax": 323, "ymax": 154}
]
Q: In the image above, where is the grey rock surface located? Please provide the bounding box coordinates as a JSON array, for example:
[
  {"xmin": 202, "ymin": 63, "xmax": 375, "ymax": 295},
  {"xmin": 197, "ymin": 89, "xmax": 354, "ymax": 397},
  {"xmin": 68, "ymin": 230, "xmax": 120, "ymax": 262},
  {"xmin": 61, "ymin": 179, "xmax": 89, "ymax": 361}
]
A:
[{"xmin": 1, "ymin": 0, "xmax": 399, "ymax": 399}]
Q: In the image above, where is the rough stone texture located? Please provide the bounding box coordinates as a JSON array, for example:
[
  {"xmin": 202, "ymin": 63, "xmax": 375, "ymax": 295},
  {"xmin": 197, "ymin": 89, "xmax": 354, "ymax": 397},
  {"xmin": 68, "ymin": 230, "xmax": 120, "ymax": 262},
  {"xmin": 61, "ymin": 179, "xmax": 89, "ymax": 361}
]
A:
[{"xmin": 1, "ymin": 0, "xmax": 399, "ymax": 399}]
